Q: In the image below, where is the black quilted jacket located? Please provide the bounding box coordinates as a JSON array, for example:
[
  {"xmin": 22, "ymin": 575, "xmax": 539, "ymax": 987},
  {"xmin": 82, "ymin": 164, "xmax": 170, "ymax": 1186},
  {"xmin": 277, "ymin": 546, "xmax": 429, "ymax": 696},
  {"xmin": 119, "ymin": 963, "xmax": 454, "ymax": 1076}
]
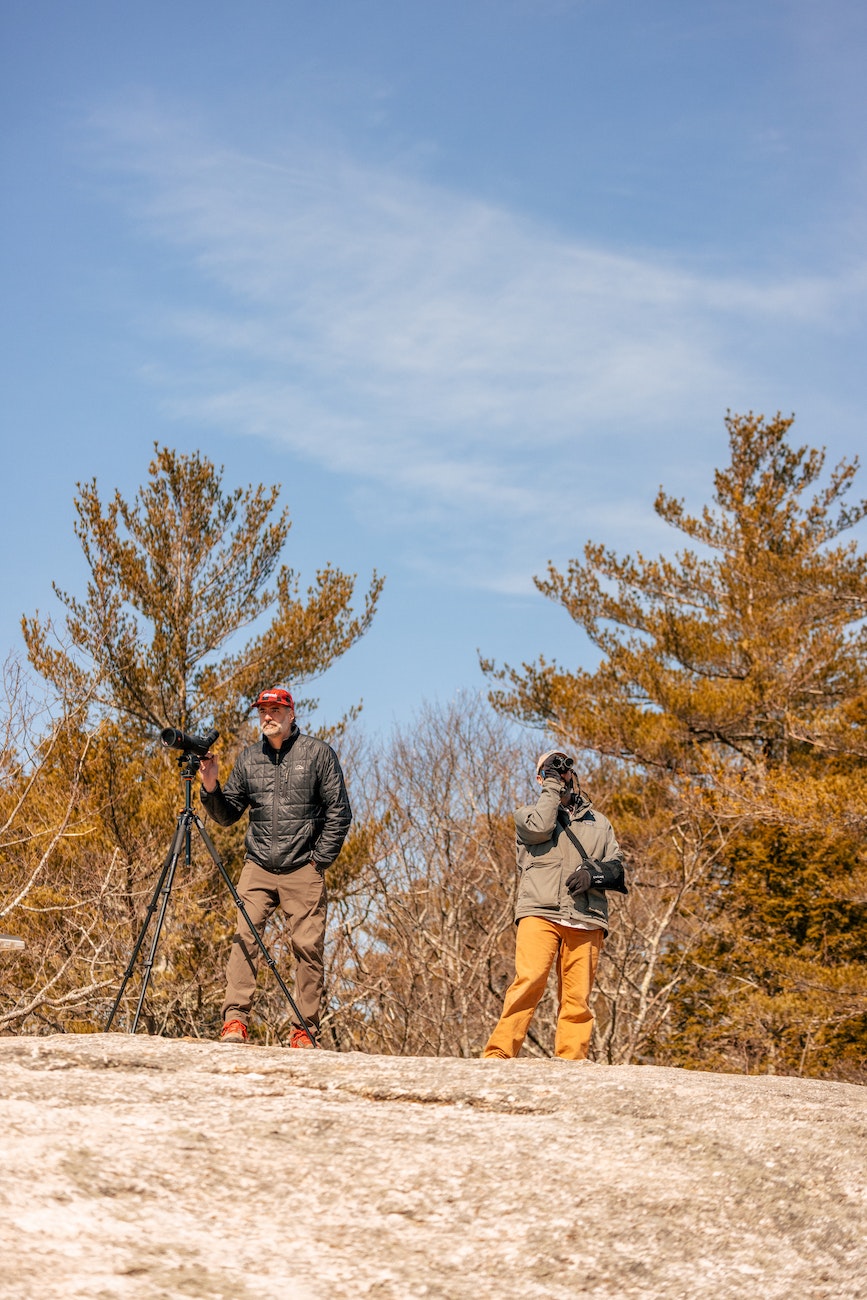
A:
[{"xmin": 200, "ymin": 726, "xmax": 352, "ymax": 874}]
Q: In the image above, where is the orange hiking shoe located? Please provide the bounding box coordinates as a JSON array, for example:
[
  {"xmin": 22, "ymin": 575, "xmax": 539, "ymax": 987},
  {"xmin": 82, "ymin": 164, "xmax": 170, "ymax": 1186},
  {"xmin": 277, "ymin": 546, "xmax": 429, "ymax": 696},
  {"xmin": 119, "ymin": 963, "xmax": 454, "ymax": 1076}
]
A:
[
  {"xmin": 290, "ymin": 1027, "xmax": 315, "ymax": 1049},
  {"xmin": 219, "ymin": 1019, "xmax": 248, "ymax": 1044}
]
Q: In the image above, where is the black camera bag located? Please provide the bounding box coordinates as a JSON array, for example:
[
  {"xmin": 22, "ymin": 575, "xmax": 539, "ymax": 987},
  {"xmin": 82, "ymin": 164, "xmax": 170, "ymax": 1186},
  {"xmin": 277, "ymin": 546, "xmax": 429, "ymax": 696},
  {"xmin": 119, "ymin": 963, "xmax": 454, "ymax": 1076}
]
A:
[{"xmin": 559, "ymin": 818, "xmax": 628, "ymax": 895}]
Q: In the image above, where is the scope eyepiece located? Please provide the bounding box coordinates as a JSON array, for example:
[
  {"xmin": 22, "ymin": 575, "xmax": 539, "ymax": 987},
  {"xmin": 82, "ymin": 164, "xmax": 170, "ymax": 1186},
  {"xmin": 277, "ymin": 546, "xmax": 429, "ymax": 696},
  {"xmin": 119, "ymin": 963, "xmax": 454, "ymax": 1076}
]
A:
[{"xmin": 160, "ymin": 726, "xmax": 220, "ymax": 758}]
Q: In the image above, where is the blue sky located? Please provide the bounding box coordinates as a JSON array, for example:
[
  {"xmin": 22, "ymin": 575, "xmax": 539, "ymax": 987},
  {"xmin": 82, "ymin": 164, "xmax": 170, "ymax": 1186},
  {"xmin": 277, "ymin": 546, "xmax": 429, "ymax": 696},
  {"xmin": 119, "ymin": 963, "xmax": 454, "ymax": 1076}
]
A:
[{"xmin": 2, "ymin": 0, "xmax": 866, "ymax": 737}]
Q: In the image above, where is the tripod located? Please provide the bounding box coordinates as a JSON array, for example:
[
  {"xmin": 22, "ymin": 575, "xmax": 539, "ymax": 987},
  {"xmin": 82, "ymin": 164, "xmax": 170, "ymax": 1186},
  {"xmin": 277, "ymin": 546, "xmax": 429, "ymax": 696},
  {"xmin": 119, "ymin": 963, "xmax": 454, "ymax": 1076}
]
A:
[{"xmin": 105, "ymin": 753, "xmax": 317, "ymax": 1044}]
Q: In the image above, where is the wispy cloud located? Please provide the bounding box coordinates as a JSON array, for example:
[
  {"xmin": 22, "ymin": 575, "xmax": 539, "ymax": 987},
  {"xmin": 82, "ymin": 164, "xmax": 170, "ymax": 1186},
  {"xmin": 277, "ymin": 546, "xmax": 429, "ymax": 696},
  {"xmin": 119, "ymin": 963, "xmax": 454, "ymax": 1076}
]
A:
[{"xmin": 86, "ymin": 100, "xmax": 867, "ymax": 584}]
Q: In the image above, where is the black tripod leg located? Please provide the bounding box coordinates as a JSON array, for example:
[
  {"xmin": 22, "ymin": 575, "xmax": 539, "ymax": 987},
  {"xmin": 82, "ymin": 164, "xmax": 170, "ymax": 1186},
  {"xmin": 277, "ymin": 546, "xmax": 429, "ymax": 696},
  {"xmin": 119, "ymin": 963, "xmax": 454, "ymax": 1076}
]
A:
[
  {"xmin": 105, "ymin": 813, "xmax": 187, "ymax": 1031},
  {"xmin": 129, "ymin": 812, "xmax": 190, "ymax": 1034},
  {"xmin": 192, "ymin": 814, "xmax": 320, "ymax": 1046}
]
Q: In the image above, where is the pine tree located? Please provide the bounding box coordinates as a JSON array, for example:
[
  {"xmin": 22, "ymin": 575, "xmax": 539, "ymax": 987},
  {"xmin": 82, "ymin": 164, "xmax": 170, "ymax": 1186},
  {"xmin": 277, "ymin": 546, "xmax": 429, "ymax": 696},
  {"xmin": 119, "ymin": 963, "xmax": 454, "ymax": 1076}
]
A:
[
  {"xmin": 486, "ymin": 413, "xmax": 867, "ymax": 1076},
  {"xmin": 23, "ymin": 444, "xmax": 383, "ymax": 737}
]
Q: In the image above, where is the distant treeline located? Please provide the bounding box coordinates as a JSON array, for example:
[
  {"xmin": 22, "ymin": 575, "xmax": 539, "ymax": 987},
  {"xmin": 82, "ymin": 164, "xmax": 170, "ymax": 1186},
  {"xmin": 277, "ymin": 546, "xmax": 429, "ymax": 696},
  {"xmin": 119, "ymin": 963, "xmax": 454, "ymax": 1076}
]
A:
[{"xmin": 2, "ymin": 416, "xmax": 865, "ymax": 1081}]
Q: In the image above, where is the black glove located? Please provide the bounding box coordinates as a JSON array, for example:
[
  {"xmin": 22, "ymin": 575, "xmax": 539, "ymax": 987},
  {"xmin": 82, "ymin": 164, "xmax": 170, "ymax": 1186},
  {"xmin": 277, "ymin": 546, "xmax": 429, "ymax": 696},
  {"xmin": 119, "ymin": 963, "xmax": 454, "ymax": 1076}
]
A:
[
  {"xmin": 567, "ymin": 860, "xmax": 628, "ymax": 896},
  {"xmin": 565, "ymin": 867, "xmax": 592, "ymax": 894}
]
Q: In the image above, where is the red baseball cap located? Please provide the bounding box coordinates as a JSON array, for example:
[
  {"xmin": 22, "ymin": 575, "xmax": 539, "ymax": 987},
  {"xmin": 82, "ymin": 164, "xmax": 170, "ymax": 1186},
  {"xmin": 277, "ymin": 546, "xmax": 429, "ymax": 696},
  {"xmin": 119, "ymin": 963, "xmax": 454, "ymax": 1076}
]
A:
[{"xmin": 252, "ymin": 686, "xmax": 294, "ymax": 711}]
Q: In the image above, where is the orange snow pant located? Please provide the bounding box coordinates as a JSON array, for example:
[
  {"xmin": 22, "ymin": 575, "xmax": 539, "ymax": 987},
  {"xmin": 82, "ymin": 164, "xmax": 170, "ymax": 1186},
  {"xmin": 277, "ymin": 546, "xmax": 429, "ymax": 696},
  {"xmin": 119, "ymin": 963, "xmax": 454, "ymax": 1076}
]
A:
[{"xmin": 483, "ymin": 916, "xmax": 603, "ymax": 1060}]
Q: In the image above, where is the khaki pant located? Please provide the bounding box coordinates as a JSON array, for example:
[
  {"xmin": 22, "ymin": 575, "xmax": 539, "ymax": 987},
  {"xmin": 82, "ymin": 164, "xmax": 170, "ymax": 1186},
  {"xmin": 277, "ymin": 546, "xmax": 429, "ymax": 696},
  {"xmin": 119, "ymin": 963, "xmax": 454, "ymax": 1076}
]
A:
[
  {"xmin": 483, "ymin": 916, "xmax": 603, "ymax": 1060},
  {"xmin": 221, "ymin": 860, "xmax": 327, "ymax": 1031}
]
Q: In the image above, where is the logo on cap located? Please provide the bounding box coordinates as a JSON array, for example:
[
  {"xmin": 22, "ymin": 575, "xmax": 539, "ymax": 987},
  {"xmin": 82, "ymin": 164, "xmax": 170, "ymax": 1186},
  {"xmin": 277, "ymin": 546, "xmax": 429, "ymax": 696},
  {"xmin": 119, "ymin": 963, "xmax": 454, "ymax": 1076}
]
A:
[{"xmin": 252, "ymin": 686, "xmax": 294, "ymax": 710}]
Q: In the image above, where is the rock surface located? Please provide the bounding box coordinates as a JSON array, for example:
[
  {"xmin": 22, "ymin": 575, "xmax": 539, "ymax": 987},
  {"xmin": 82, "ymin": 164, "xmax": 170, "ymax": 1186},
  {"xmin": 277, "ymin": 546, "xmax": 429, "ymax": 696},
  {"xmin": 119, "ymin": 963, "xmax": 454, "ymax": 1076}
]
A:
[{"xmin": 1, "ymin": 1033, "xmax": 865, "ymax": 1299}]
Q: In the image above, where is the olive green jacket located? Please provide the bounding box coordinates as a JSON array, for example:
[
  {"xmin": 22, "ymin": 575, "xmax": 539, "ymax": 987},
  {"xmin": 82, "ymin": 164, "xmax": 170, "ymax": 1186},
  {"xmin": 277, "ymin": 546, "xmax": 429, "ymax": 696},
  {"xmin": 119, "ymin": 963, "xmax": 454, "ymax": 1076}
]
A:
[{"xmin": 514, "ymin": 776, "xmax": 624, "ymax": 933}]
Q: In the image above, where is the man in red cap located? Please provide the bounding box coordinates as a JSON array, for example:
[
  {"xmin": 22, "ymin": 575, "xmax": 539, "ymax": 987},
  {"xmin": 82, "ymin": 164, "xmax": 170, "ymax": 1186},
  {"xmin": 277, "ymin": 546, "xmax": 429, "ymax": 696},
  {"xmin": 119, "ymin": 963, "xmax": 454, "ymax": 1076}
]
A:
[{"xmin": 199, "ymin": 685, "xmax": 352, "ymax": 1047}]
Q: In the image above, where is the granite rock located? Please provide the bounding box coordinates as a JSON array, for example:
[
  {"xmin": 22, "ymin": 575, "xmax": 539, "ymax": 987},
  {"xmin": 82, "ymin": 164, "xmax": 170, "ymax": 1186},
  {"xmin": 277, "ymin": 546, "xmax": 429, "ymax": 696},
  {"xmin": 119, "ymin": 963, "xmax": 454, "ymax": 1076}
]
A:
[{"xmin": 1, "ymin": 1033, "xmax": 865, "ymax": 1299}]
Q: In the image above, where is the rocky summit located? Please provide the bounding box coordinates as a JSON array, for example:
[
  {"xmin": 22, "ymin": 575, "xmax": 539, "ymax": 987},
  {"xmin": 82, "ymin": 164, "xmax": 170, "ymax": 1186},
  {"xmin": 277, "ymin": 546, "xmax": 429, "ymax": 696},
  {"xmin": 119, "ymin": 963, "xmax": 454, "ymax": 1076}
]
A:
[{"xmin": 1, "ymin": 1033, "xmax": 865, "ymax": 1299}]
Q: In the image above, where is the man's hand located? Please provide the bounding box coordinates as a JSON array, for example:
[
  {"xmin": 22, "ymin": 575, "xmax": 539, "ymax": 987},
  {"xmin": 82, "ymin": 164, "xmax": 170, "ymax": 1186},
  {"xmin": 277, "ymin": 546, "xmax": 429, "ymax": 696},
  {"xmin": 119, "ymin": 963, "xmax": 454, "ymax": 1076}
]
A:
[
  {"xmin": 565, "ymin": 867, "xmax": 591, "ymax": 894},
  {"xmin": 199, "ymin": 753, "xmax": 219, "ymax": 793},
  {"xmin": 566, "ymin": 861, "xmax": 627, "ymax": 895}
]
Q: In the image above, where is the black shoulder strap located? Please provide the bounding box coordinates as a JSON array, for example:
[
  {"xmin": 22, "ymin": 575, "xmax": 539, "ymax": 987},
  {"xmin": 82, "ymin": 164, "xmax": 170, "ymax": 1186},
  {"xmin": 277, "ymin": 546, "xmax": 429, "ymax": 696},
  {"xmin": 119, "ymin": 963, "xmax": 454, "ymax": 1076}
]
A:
[{"xmin": 557, "ymin": 811, "xmax": 593, "ymax": 863}]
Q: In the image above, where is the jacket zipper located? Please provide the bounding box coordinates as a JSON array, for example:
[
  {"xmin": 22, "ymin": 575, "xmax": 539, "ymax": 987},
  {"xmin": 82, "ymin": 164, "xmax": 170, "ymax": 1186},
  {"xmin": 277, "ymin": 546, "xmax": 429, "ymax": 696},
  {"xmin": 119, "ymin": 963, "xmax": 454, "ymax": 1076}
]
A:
[{"xmin": 270, "ymin": 746, "xmax": 283, "ymax": 871}]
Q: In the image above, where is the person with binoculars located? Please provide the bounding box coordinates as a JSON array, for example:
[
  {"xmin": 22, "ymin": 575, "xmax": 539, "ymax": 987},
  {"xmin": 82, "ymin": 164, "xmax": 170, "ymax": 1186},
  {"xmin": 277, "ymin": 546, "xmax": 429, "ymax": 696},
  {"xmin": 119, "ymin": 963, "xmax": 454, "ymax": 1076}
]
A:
[
  {"xmin": 483, "ymin": 750, "xmax": 626, "ymax": 1060},
  {"xmin": 198, "ymin": 685, "xmax": 351, "ymax": 1048}
]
